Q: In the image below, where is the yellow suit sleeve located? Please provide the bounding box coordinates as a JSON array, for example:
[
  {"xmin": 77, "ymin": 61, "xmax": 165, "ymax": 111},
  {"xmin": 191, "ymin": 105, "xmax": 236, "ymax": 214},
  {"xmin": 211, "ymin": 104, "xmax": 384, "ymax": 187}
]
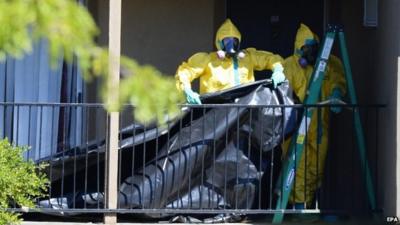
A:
[
  {"xmin": 246, "ymin": 48, "xmax": 283, "ymax": 71},
  {"xmin": 175, "ymin": 52, "xmax": 210, "ymax": 92},
  {"xmin": 327, "ymin": 55, "xmax": 347, "ymax": 96}
]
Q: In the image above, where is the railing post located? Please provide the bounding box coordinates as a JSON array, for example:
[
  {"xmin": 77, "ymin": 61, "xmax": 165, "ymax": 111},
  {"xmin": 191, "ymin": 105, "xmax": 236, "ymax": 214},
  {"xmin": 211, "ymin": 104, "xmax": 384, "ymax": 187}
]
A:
[{"xmin": 104, "ymin": 0, "xmax": 121, "ymax": 224}]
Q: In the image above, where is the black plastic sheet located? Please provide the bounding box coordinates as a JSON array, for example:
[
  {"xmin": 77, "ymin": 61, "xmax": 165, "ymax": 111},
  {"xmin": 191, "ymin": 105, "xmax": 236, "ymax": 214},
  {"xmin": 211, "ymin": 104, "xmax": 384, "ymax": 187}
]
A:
[{"xmin": 39, "ymin": 80, "xmax": 296, "ymax": 217}]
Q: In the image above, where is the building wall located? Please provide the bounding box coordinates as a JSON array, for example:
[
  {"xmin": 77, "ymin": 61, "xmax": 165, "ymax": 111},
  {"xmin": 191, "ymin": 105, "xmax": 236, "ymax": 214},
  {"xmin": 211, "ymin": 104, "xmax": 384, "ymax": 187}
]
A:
[
  {"xmin": 88, "ymin": 0, "xmax": 226, "ymax": 96},
  {"xmin": 120, "ymin": 0, "xmax": 216, "ymax": 75},
  {"xmin": 324, "ymin": 0, "xmax": 378, "ymax": 215},
  {"xmin": 328, "ymin": 0, "xmax": 399, "ymax": 218},
  {"xmin": 87, "ymin": 0, "xmax": 225, "ymax": 135},
  {"xmin": 376, "ymin": 0, "xmax": 400, "ymax": 217}
]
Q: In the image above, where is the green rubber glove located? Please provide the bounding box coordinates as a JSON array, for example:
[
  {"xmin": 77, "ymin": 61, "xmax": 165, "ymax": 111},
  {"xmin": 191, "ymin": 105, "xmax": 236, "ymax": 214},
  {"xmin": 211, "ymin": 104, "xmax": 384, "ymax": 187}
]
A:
[
  {"xmin": 329, "ymin": 88, "xmax": 343, "ymax": 113},
  {"xmin": 183, "ymin": 87, "xmax": 202, "ymax": 104},
  {"xmin": 271, "ymin": 63, "xmax": 286, "ymax": 88}
]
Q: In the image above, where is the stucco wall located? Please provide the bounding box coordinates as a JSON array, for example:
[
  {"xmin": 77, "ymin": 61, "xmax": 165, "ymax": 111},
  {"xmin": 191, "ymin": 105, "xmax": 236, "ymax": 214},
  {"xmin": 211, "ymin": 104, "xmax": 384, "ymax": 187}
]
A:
[
  {"xmin": 120, "ymin": 0, "xmax": 215, "ymax": 75},
  {"xmin": 88, "ymin": 0, "xmax": 223, "ymax": 97},
  {"xmin": 375, "ymin": 0, "xmax": 400, "ymax": 218}
]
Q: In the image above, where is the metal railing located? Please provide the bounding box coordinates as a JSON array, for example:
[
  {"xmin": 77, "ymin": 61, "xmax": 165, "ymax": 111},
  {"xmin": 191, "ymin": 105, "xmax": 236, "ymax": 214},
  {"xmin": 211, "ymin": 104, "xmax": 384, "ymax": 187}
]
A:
[{"xmin": 1, "ymin": 102, "xmax": 384, "ymax": 220}]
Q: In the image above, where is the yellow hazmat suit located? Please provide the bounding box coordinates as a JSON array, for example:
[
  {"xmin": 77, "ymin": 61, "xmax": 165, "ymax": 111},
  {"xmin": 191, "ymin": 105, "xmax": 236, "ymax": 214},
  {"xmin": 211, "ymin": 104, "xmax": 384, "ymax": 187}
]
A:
[
  {"xmin": 283, "ymin": 24, "xmax": 346, "ymax": 205},
  {"xmin": 175, "ymin": 19, "xmax": 283, "ymax": 94}
]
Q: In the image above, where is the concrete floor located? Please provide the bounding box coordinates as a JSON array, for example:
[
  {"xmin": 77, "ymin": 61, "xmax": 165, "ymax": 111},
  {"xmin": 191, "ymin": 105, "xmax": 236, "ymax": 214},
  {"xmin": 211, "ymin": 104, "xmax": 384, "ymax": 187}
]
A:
[
  {"xmin": 21, "ymin": 215, "xmax": 385, "ymax": 225},
  {"xmin": 21, "ymin": 221, "xmax": 384, "ymax": 225}
]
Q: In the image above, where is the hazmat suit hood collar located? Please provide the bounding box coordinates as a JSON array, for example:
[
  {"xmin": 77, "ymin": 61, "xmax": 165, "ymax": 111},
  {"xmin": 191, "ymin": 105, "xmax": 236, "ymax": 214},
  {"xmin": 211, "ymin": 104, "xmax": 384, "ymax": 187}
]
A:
[
  {"xmin": 215, "ymin": 19, "xmax": 242, "ymax": 50},
  {"xmin": 294, "ymin": 23, "xmax": 319, "ymax": 55}
]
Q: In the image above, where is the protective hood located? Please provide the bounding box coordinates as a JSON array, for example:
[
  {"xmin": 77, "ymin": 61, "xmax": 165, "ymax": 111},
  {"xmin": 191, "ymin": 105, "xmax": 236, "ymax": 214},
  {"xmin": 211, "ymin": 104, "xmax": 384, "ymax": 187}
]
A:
[
  {"xmin": 215, "ymin": 19, "xmax": 241, "ymax": 50},
  {"xmin": 294, "ymin": 23, "xmax": 319, "ymax": 55}
]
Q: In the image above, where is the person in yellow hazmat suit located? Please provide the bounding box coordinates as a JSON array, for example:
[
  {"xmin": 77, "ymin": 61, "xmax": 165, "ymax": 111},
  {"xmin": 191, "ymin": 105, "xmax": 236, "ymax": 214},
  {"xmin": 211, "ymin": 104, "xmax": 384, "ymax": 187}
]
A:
[
  {"xmin": 282, "ymin": 23, "xmax": 347, "ymax": 209},
  {"xmin": 175, "ymin": 19, "xmax": 286, "ymax": 104}
]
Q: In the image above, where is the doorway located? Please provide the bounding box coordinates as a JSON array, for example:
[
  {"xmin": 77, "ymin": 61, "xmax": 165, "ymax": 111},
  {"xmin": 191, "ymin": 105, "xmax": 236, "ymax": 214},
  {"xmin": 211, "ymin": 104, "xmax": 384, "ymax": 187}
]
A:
[{"xmin": 226, "ymin": 0, "xmax": 324, "ymax": 67}]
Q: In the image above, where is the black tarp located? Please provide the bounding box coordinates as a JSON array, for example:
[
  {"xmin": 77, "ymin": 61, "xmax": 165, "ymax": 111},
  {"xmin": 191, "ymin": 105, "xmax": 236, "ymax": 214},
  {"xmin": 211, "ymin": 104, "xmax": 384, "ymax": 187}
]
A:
[{"xmin": 39, "ymin": 80, "xmax": 298, "ymax": 217}]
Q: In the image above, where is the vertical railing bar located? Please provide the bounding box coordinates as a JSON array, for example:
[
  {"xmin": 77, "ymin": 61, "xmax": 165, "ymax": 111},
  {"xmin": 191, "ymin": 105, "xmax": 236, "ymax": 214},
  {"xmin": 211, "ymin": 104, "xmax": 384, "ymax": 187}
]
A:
[
  {"xmin": 374, "ymin": 107, "xmax": 379, "ymax": 209},
  {"xmin": 280, "ymin": 105, "xmax": 285, "ymax": 209},
  {"xmin": 130, "ymin": 107, "xmax": 137, "ymax": 209},
  {"xmin": 304, "ymin": 106, "xmax": 310, "ymax": 210},
  {"xmin": 212, "ymin": 109, "xmax": 216, "ymax": 211},
  {"xmin": 15, "ymin": 105, "xmax": 19, "ymax": 146},
  {"xmin": 27, "ymin": 105, "xmax": 32, "ymax": 160},
  {"xmin": 281, "ymin": 111, "xmax": 285, "ymax": 208},
  {"xmin": 269, "ymin": 106, "xmax": 276, "ymax": 209},
  {"xmin": 364, "ymin": 106, "xmax": 370, "ymax": 210},
  {"xmin": 0, "ymin": 104, "xmax": 3, "ymax": 139},
  {"xmin": 246, "ymin": 108, "xmax": 253, "ymax": 209},
  {"xmin": 96, "ymin": 106, "xmax": 101, "ymax": 209},
  {"xmin": 315, "ymin": 106, "xmax": 321, "ymax": 210},
  {"xmin": 72, "ymin": 105, "xmax": 78, "ymax": 209},
  {"xmin": 9, "ymin": 104, "xmax": 12, "ymax": 141},
  {"xmin": 60, "ymin": 105, "xmax": 67, "ymax": 207},
  {"xmin": 351, "ymin": 106, "xmax": 356, "ymax": 211},
  {"xmin": 323, "ymin": 105, "xmax": 330, "ymax": 210},
  {"xmin": 1, "ymin": 104, "xmax": 3, "ymax": 139},
  {"xmin": 200, "ymin": 106, "xmax": 206, "ymax": 210},
  {"xmin": 319, "ymin": 107, "xmax": 325, "ymax": 208},
  {"xmin": 281, "ymin": 105, "xmax": 287, "ymax": 209},
  {"xmin": 235, "ymin": 106, "xmax": 240, "ymax": 209},
  {"xmin": 12, "ymin": 105, "xmax": 19, "ymax": 209},
  {"xmin": 84, "ymin": 104, "xmax": 89, "ymax": 209},
  {"xmin": 291, "ymin": 106, "xmax": 302, "ymax": 209},
  {"xmin": 166, "ymin": 113, "xmax": 171, "ymax": 208},
  {"xmin": 177, "ymin": 108, "xmax": 183, "ymax": 209},
  {"xmin": 38, "ymin": 106, "xmax": 43, "ymax": 160},
  {"xmin": 154, "ymin": 110, "xmax": 160, "ymax": 210},
  {"xmin": 142, "ymin": 118, "xmax": 147, "ymax": 209},
  {"xmin": 27, "ymin": 105, "xmax": 32, "ymax": 208},
  {"xmin": 118, "ymin": 108, "xmax": 123, "ymax": 209},
  {"xmin": 16, "ymin": 105, "xmax": 20, "ymax": 210},
  {"xmin": 187, "ymin": 107, "xmax": 193, "ymax": 208},
  {"xmin": 259, "ymin": 106, "xmax": 264, "ymax": 210},
  {"xmin": 2, "ymin": 103, "xmax": 6, "ymax": 139},
  {"xmin": 48, "ymin": 105, "xmax": 55, "ymax": 206},
  {"xmin": 105, "ymin": 110, "xmax": 110, "ymax": 210},
  {"xmin": 304, "ymin": 105, "xmax": 310, "ymax": 210},
  {"xmin": 223, "ymin": 107, "xmax": 228, "ymax": 210}
]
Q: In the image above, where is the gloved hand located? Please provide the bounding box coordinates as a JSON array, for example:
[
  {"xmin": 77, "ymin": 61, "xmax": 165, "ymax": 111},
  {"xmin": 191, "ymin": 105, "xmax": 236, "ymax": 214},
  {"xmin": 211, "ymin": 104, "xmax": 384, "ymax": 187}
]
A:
[
  {"xmin": 183, "ymin": 87, "xmax": 202, "ymax": 104},
  {"xmin": 329, "ymin": 88, "xmax": 343, "ymax": 113},
  {"xmin": 271, "ymin": 63, "xmax": 286, "ymax": 88}
]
